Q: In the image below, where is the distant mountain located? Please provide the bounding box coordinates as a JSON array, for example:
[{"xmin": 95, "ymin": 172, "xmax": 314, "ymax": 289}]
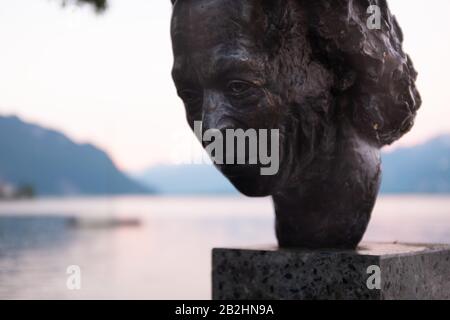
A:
[
  {"xmin": 136, "ymin": 164, "xmax": 237, "ymax": 195},
  {"xmin": 0, "ymin": 115, "xmax": 152, "ymax": 196},
  {"xmin": 381, "ymin": 135, "xmax": 450, "ymax": 193},
  {"xmin": 136, "ymin": 135, "xmax": 450, "ymax": 195}
]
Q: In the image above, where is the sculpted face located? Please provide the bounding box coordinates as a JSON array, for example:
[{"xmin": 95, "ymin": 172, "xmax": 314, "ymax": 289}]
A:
[{"xmin": 171, "ymin": 0, "xmax": 330, "ymax": 196}]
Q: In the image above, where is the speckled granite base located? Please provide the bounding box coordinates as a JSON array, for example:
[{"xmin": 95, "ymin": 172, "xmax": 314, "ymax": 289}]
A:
[{"xmin": 212, "ymin": 243, "xmax": 450, "ymax": 300}]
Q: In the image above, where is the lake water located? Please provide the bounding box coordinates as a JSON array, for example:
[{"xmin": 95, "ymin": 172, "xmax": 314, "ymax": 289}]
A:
[{"xmin": 0, "ymin": 195, "xmax": 449, "ymax": 299}]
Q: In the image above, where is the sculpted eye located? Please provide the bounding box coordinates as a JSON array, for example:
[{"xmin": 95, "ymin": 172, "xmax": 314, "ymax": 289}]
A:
[
  {"xmin": 178, "ymin": 89, "xmax": 201, "ymax": 104},
  {"xmin": 227, "ymin": 80, "xmax": 253, "ymax": 95}
]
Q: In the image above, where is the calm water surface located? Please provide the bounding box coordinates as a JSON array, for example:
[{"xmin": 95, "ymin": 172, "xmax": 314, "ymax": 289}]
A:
[{"xmin": 0, "ymin": 195, "xmax": 449, "ymax": 299}]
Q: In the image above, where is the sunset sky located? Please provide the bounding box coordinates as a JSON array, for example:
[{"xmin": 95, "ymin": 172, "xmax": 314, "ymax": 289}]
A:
[{"xmin": 1, "ymin": 0, "xmax": 449, "ymax": 172}]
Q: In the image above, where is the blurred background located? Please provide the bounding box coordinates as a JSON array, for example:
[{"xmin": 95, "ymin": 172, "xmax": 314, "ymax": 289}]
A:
[{"xmin": 0, "ymin": 0, "xmax": 450, "ymax": 299}]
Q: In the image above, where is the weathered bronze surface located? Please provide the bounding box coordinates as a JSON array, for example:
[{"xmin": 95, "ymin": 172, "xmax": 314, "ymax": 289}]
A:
[{"xmin": 170, "ymin": 0, "xmax": 421, "ymax": 248}]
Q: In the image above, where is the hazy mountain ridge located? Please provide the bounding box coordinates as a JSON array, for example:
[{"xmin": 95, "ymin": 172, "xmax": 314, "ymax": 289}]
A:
[
  {"xmin": 381, "ymin": 135, "xmax": 450, "ymax": 193},
  {"xmin": 1, "ymin": 113, "xmax": 449, "ymax": 196},
  {"xmin": 0, "ymin": 115, "xmax": 152, "ymax": 196},
  {"xmin": 135, "ymin": 164, "xmax": 238, "ymax": 195}
]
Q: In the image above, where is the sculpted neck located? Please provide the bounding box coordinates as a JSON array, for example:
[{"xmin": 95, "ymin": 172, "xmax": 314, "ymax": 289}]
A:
[{"xmin": 272, "ymin": 120, "xmax": 381, "ymax": 249}]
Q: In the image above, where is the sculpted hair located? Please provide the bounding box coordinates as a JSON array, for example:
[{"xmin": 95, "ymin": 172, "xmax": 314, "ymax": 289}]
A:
[{"xmin": 303, "ymin": 0, "xmax": 421, "ymax": 146}]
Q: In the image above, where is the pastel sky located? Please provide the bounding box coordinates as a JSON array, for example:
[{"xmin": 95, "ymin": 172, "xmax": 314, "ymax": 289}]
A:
[{"xmin": 0, "ymin": 0, "xmax": 449, "ymax": 172}]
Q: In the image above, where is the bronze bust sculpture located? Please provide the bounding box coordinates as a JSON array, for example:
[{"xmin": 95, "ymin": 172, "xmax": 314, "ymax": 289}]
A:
[{"xmin": 170, "ymin": 0, "xmax": 421, "ymax": 249}]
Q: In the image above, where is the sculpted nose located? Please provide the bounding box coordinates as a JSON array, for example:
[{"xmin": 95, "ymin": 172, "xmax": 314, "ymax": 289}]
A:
[
  {"xmin": 202, "ymin": 90, "xmax": 219, "ymax": 114},
  {"xmin": 201, "ymin": 91, "xmax": 234, "ymax": 132}
]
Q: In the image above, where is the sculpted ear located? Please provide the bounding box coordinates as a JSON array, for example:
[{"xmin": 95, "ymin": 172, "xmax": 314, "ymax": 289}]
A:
[{"xmin": 305, "ymin": 0, "xmax": 421, "ymax": 146}]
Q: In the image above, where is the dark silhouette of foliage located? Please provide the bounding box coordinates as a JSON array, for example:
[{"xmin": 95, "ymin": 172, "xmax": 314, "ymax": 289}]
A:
[{"xmin": 62, "ymin": 0, "xmax": 108, "ymax": 12}]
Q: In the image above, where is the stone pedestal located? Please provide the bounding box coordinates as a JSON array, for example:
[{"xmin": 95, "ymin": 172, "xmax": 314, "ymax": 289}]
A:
[{"xmin": 212, "ymin": 243, "xmax": 450, "ymax": 300}]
